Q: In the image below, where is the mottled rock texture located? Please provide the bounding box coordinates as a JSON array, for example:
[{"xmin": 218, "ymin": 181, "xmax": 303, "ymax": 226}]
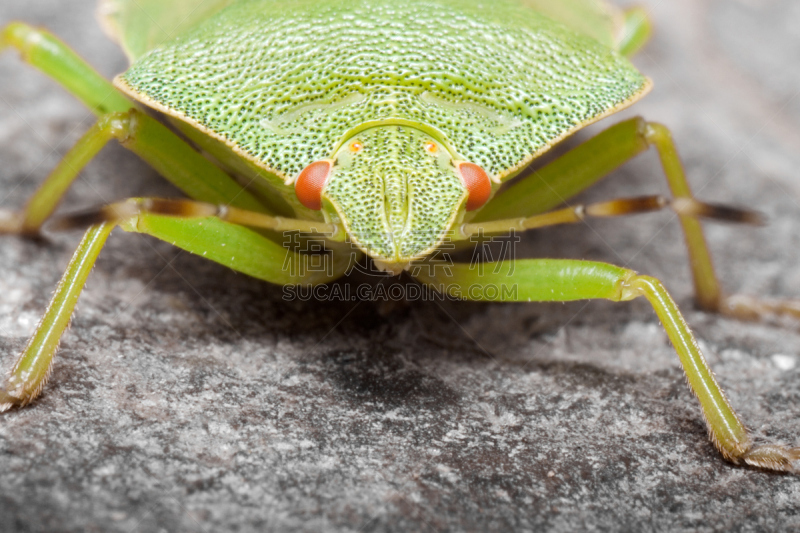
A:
[{"xmin": 1, "ymin": 1, "xmax": 800, "ymax": 532}]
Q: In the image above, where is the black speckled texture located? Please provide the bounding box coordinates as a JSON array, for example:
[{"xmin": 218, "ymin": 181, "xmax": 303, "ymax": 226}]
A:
[{"xmin": 1, "ymin": 1, "xmax": 800, "ymax": 531}]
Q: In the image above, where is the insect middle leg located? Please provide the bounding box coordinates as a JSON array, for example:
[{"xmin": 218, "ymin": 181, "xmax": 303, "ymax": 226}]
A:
[
  {"xmin": 1, "ymin": 22, "xmax": 131, "ymax": 116},
  {"xmin": 1, "ymin": 22, "xmax": 266, "ymax": 234},
  {"xmin": 476, "ymin": 117, "xmax": 796, "ymax": 321},
  {"xmin": 0, "ymin": 107, "xmax": 268, "ymax": 234}
]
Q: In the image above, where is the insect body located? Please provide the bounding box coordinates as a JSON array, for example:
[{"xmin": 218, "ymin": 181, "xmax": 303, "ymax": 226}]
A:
[{"xmin": 0, "ymin": 0, "xmax": 798, "ymax": 471}]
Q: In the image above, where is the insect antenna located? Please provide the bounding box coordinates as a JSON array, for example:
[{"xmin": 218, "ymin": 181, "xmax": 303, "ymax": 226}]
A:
[
  {"xmin": 585, "ymin": 196, "xmax": 767, "ymax": 225},
  {"xmin": 47, "ymin": 198, "xmax": 337, "ymax": 235},
  {"xmin": 460, "ymin": 195, "xmax": 765, "ymax": 239}
]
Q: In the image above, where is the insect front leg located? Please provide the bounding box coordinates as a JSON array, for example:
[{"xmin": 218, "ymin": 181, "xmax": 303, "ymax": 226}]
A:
[
  {"xmin": 123, "ymin": 212, "xmax": 356, "ymax": 286},
  {"xmin": 48, "ymin": 196, "xmax": 354, "ymax": 285},
  {"xmin": 413, "ymin": 259, "xmax": 800, "ymax": 472},
  {"xmin": 1, "ymin": 210, "xmax": 353, "ymax": 410},
  {"xmin": 476, "ymin": 117, "xmax": 800, "ymax": 322},
  {"xmin": 0, "ymin": 223, "xmax": 114, "ymax": 410}
]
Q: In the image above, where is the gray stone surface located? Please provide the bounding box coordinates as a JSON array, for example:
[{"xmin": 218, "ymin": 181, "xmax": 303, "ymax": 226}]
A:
[{"xmin": 1, "ymin": 1, "xmax": 800, "ymax": 531}]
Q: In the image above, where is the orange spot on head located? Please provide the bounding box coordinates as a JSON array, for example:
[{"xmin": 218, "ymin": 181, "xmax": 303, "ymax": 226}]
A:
[
  {"xmin": 424, "ymin": 141, "xmax": 438, "ymax": 154},
  {"xmin": 349, "ymin": 141, "xmax": 363, "ymax": 153},
  {"xmin": 295, "ymin": 160, "xmax": 332, "ymax": 210},
  {"xmin": 457, "ymin": 162, "xmax": 492, "ymax": 211}
]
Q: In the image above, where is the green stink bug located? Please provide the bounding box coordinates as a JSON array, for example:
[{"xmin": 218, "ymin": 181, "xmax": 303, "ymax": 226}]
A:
[{"xmin": 0, "ymin": 0, "xmax": 798, "ymax": 478}]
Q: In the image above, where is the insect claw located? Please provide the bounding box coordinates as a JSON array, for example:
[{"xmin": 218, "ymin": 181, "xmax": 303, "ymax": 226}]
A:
[
  {"xmin": 740, "ymin": 444, "xmax": 800, "ymax": 472},
  {"xmin": 0, "ymin": 209, "xmax": 25, "ymax": 234},
  {"xmin": 0, "ymin": 388, "xmax": 22, "ymax": 412}
]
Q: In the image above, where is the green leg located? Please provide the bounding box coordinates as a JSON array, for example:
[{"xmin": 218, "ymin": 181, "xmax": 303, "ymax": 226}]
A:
[
  {"xmin": 0, "ymin": 118, "xmax": 110, "ymax": 234},
  {"xmin": 0, "ymin": 223, "xmax": 114, "ymax": 410},
  {"xmin": 0, "ymin": 108, "xmax": 268, "ymax": 235},
  {"xmin": 112, "ymin": 110, "xmax": 267, "ymax": 211},
  {"xmin": 618, "ymin": 7, "xmax": 652, "ymax": 58},
  {"xmin": 0, "ymin": 211, "xmax": 354, "ymax": 410},
  {"xmin": 1, "ymin": 22, "xmax": 131, "ymax": 115},
  {"xmin": 1, "ymin": 21, "xmax": 133, "ymax": 234},
  {"xmin": 475, "ymin": 117, "xmax": 795, "ymax": 319},
  {"xmin": 414, "ymin": 260, "xmax": 800, "ymax": 471},
  {"xmin": 476, "ymin": 118, "xmax": 650, "ymax": 221},
  {"xmin": 0, "ymin": 114, "xmax": 130, "ymax": 235},
  {"xmin": 1, "ymin": 22, "xmax": 267, "ymax": 232},
  {"xmin": 124, "ymin": 213, "xmax": 354, "ymax": 286}
]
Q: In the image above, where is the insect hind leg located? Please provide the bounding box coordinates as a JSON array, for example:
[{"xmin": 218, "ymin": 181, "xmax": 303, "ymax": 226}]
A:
[{"xmin": 643, "ymin": 122, "xmax": 800, "ymax": 321}]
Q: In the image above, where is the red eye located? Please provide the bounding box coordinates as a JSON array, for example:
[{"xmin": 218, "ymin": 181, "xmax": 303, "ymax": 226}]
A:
[
  {"xmin": 457, "ymin": 162, "xmax": 492, "ymax": 211},
  {"xmin": 295, "ymin": 160, "xmax": 332, "ymax": 210}
]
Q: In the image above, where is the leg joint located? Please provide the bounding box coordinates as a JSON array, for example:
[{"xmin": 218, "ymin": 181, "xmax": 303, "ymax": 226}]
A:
[
  {"xmin": 1, "ymin": 22, "xmax": 41, "ymax": 58},
  {"xmin": 97, "ymin": 109, "xmax": 140, "ymax": 145},
  {"xmin": 640, "ymin": 120, "xmax": 672, "ymax": 148},
  {"xmin": 615, "ymin": 270, "xmax": 642, "ymax": 302}
]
